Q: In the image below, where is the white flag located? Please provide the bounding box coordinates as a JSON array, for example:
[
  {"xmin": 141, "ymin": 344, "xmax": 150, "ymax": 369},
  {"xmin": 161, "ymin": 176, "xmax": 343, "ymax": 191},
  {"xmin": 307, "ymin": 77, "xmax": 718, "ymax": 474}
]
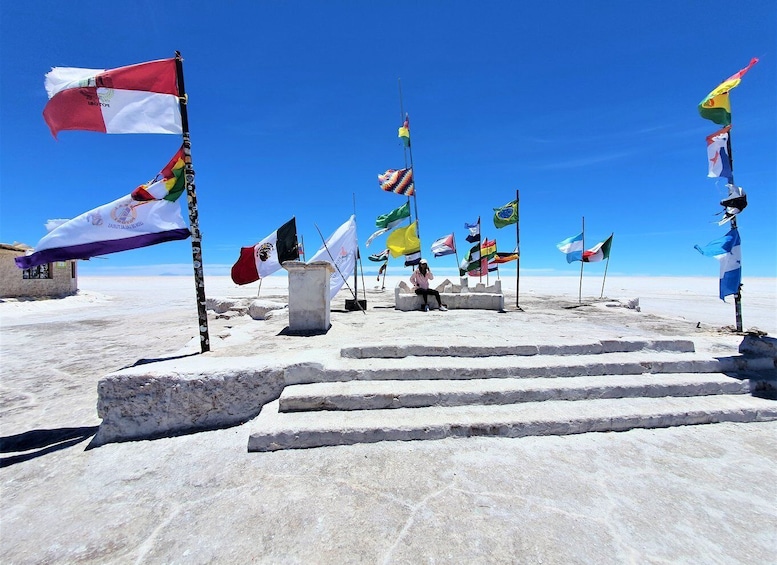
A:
[{"xmin": 308, "ymin": 215, "xmax": 358, "ymax": 299}]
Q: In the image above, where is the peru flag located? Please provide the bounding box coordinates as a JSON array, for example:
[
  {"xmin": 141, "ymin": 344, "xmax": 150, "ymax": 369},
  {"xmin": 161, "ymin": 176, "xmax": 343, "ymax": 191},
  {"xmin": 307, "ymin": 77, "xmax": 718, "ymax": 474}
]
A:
[{"xmin": 43, "ymin": 58, "xmax": 182, "ymax": 138}]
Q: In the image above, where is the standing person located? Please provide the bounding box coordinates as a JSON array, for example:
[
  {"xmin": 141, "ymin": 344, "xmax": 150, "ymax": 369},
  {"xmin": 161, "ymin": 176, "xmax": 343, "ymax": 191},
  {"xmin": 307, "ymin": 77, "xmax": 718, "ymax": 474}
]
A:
[{"xmin": 410, "ymin": 259, "xmax": 447, "ymax": 311}]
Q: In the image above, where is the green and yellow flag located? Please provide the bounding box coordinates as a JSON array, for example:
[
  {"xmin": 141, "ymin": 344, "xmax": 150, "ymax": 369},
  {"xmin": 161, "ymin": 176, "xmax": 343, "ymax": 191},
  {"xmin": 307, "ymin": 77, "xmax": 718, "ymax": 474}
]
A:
[
  {"xmin": 699, "ymin": 58, "xmax": 758, "ymax": 126},
  {"xmin": 398, "ymin": 114, "xmax": 410, "ymax": 147},
  {"xmin": 493, "ymin": 200, "xmax": 518, "ymax": 229}
]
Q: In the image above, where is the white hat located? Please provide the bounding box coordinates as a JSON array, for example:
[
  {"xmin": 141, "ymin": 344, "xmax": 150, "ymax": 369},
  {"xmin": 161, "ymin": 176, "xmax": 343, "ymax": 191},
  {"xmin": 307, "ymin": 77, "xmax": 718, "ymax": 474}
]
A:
[{"xmin": 419, "ymin": 258, "xmax": 428, "ymax": 264}]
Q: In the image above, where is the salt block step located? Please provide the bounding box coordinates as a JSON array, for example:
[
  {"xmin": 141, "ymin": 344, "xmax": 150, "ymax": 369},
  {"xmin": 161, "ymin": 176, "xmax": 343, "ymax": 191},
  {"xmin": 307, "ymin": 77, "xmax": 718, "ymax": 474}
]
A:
[
  {"xmin": 285, "ymin": 352, "xmax": 777, "ymax": 384},
  {"xmin": 278, "ymin": 373, "xmax": 752, "ymax": 412},
  {"xmin": 247, "ymin": 394, "xmax": 777, "ymax": 452},
  {"xmin": 340, "ymin": 339, "xmax": 696, "ymax": 359}
]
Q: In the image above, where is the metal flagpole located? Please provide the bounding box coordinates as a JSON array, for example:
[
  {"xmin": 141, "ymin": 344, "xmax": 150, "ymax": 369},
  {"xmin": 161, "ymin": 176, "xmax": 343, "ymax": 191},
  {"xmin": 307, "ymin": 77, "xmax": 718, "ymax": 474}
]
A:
[
  {"xmin": 352, "ymin": 193, "xmax": 359, "ymax": 307},
  {"xmin": 174, "ymin": 51, "xmax": 210, "ymax": 353},
  {"xmin": 578, "ymin": 216, "xmax": 585, "ymax": 304},
  {"xmin": 485, "ymin": 237, "xmax": 490, "ymax": 286},
  {"xmin": 398, "ymin": 79, "xmax": 421, "ymax": 250},
  {"xmin": 727, "ymin": 133, "xmax": 744, "ymax": 331},
  {"xmin": 599, "ymin": 233, "xmax": 613, "ymax": 299},
  {"xmin": 453, "ymin": 233, "xmax": 460, "ymax": 277},
  {"xmin": 515, "ymin": 189, "xmax": 521, "ymax": 310}
]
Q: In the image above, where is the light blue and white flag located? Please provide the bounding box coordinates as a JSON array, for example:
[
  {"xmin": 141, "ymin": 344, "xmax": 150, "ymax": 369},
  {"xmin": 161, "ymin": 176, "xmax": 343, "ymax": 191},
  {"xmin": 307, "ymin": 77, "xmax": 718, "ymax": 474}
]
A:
[
  {"xmin": 556, "ymin": 232, "xmax": 584, "ymax": 263},
  {"xmin": 694, "ymin": 228, "xmax": 741, "ymax": 301}
]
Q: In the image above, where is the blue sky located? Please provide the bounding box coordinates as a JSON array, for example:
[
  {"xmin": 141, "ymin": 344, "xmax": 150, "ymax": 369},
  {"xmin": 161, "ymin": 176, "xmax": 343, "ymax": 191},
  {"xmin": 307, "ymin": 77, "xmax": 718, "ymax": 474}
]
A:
[{"xmin": 1, "ymin": 1, "xmax": 775, "ymax": 279}]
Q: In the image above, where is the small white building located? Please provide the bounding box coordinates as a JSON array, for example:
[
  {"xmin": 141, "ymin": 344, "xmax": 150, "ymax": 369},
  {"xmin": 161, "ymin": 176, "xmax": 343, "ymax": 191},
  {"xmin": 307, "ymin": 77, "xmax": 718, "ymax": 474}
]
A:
[{"xmin": 0, "ymin": 243, "xmax": 78, "ymax": 299}]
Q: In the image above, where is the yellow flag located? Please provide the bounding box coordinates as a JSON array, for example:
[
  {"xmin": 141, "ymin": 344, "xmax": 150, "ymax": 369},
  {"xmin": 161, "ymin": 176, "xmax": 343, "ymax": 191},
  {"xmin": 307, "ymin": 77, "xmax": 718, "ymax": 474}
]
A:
[{"xmin": 386, "ymin": 221, "xmax": 420, "ymax": 258}]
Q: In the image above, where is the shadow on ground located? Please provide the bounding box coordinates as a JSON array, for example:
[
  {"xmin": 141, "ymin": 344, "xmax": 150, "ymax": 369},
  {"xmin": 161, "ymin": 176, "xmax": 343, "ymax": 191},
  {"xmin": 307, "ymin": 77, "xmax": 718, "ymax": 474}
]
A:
[{"xmin": 0, "ymin": 426, "xmax": 98, "ymax": 467}]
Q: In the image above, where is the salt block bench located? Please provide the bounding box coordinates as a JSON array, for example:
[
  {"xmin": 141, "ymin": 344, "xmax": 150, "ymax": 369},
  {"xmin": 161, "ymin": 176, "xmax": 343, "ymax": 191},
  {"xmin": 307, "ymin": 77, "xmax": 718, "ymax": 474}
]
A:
[{"xmin": 394, "ymin": 278, "xmax": 505, "ymax": 311}]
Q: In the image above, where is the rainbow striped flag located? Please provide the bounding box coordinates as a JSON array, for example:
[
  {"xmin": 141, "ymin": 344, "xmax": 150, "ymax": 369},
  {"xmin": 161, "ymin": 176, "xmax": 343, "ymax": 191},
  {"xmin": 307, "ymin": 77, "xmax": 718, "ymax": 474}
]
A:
[
  {"xmin": 699, "ymin": 58, "xmax": 758, "ymax": 125},
  {"xmin": 131, "ymin": 147, "xmax": 186, "ymax": 202},
  {"xmin": 378, "ymin": 168, "xmax": 415, "ymax": 196}
]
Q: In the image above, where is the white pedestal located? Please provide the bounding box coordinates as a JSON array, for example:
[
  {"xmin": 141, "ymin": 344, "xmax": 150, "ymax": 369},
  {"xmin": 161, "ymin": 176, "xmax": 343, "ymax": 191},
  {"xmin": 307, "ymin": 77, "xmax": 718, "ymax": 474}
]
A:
[{"xmin": 284, "ymin": 261, "xmax": 334, "ymax": 332}]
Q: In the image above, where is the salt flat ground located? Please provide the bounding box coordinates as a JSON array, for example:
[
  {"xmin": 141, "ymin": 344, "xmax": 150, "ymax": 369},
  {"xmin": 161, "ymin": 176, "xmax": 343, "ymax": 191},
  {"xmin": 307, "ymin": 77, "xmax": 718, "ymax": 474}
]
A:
[{"xmin": 0, "ymin": 275, "xmax": 775, "ymax": 563}]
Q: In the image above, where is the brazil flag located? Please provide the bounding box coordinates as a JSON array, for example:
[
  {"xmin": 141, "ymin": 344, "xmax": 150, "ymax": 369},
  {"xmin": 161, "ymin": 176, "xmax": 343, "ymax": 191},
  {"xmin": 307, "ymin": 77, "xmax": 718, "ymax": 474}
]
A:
[{"xmin": 493, "ymin": 200, "xmax": 518, "ymax": 229}]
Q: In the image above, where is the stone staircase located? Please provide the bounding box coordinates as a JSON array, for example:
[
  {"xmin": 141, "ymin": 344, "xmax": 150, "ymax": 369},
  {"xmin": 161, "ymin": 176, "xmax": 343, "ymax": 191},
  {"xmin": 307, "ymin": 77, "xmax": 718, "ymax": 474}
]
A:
[{"xmin": 247, "ymin": 338, "xmax": 777, "ymax": 452}]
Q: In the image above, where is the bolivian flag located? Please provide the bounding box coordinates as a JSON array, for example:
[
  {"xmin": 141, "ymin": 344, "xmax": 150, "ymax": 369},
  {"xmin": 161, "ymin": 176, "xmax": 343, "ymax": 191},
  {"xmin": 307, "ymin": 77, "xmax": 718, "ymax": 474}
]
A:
[{"xmin": 699, "ymin": 58, "xmax": 758, "ymax": 126}]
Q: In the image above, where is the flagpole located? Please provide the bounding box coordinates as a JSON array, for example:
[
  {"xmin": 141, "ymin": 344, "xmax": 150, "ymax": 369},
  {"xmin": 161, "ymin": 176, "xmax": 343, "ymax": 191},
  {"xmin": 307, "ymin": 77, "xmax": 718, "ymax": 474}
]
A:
[
  {"xmin": 453, "ymin": 233, "xmax": 460, "ymax": 278},
  {"xmin": 599, "ymin": 233, "xmax": 612, "ymax": 299},
  {"xmin": 398, "ymin": 79, "xmax": 421, "ymax": 250},
  {"xmin": 515, "ymin": 189, "xmax": 521, "ymax": 310},
  {"xmin": 727, "ymin": 133, "xmax": 744, "ymax": 332},
  {"xmin": 578, "ymin": 216, "xmax": 584, "ymax": 304},
  {"xmin": 478, "ymin": 218, "xmax": 482, "ymax": 284},
  {"xmin": 352, "ymin": 193, "xmax": 359, "ymax": 306},
  {"xmin": 300, "ymin": 235, "xmax": 306, "ymax": 261},
  {"xmin": 174, "ymin": 51, "xmax": 210, "ymax": 353}
]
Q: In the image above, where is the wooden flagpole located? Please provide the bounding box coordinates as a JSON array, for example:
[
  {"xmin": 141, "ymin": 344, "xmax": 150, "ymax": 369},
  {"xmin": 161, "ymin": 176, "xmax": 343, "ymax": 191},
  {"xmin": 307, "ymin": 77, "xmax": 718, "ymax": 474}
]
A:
[
  {"xmin": 174, "ymin": 51, "xmax": 210, "ymax": 353},
  {"xmin": 578, "ymin": 216, "xmax": 584, "ymax": 304},
  {"xmin": 726, "ymin": 133, "xmax": 744, "ymax": 332},
  {"xmin": 515, "ymin": 189, "xmax": 521, "ymax": 310},
  {"xmin": 478, "ymin": 218, "xmax": 483, "ymax": 284}
]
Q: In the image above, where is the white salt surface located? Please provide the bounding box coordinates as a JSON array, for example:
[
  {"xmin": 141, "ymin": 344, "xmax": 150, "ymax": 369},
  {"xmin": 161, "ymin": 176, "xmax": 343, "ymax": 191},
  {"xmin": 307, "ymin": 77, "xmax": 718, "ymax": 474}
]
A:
[{"xmin": 1, "ymin": 274, "xmax": 775, "ymax": 563}]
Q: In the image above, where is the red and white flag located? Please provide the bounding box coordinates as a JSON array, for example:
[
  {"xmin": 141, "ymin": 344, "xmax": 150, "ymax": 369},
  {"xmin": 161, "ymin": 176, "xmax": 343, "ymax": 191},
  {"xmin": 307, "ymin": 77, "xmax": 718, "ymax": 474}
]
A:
[{"xmin": 43, "ymin": 58, "xmax": 182, "ymax": 138}]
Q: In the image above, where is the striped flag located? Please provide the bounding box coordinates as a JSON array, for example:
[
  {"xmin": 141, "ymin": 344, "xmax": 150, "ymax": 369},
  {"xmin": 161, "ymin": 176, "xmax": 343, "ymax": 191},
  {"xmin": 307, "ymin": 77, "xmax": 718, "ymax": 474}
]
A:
[
  {"xmin": 404, "ymin": 251, "xmax": 421, "ymax": 267},
  {"xmin": 556, "ymin": 232, "xmax": 584, "ymax": 263},
  {"xmin": 230, "ymin": 218, "xmax": 299, "ymax": 285},
  {"xmin": 431, "ymin": 233, "xmax": 456, "ymax": 257},
  {"xmin": 583, "ymin": 234, "xmax": 613, "ymax": 263},
  {"xmin": 465, "ymin": 218, "xmax": 480, "ymax": 243},
  {"xmin": 699, "ymin": 58, "xmax": 758, "ymax": 126},
  {"xmin": 481, "ymin": 239, "xmax": 497, "ymax": 261},
  {"xmin": 15, "ymin": 149, "xmax": 190, "ymax": 269},
  {"xmin": 368, "ymin": 249, "xmax": 390, "ymax": 262},
  {"xmin": 459, "ymin": 243, "xmax": 481, "ymax": 275},
  {"xmin": 42, "ymin": 58, "xmax": 182, "ymax": 138},
  {"xmin": 365, "ymin": 202, "xmax": 411, "ymax": 246},
  {"xmin": 694, "ymin": 228, "xmax": 741, "ymax": 300},
  {"xmin": 492, "ymin": 249, "xmax": 519, "ymax": 264},
  {"xmin": 378, "ymin": 168, "xmax": 415, "ymax": 196}
]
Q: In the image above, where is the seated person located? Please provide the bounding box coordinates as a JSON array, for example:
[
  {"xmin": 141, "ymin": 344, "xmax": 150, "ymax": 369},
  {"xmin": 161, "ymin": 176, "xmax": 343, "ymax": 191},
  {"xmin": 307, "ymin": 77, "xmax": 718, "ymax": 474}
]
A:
[{"xmin": 409, "ymin": 259, "xmax": 447, "ymax": 311}]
